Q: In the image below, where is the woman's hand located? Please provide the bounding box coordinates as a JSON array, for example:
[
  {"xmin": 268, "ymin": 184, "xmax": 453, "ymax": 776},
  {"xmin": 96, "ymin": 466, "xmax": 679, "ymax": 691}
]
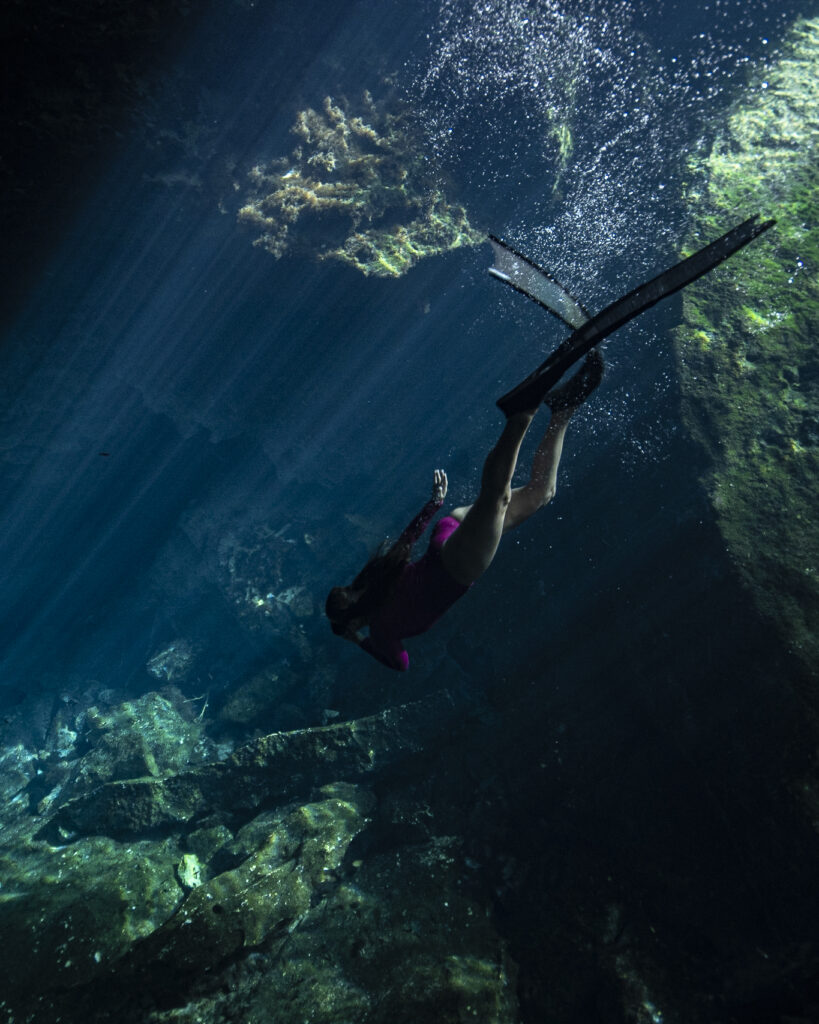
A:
[{"xmin": 432, "ymin": 468, "xmax": 448, "ymax": 503}]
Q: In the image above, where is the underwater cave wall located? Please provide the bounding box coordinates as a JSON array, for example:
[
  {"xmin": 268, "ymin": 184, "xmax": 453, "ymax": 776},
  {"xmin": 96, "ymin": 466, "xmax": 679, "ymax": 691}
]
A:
[{"xmin": 674, "ymin": 16, "xmax": 819, "ymax": 691}]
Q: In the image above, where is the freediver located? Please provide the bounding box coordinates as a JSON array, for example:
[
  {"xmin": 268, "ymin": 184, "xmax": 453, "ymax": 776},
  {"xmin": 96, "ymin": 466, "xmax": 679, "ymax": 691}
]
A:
[
  {"xmin": 325, "ymin": 350, "xmax": 604, "ymax": 671},
  {"xmin": 325, "ymin": 213, "xmax": 773, "ymax": 670}
]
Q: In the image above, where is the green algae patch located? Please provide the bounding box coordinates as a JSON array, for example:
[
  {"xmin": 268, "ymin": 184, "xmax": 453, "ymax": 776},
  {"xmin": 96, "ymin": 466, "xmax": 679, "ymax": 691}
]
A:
[
  {"xmin": 69, "ymin": 692, "xmax": 205, "ymax": 796},
  {"xmin": 145, "ymin": 837, "xmax": 519, "ymax": 1024},
  {"xmin": 238, "ymin": 93, "xmax": 483, "ymax": 277},
  {"xmin": 1, "ymin": 670, "xmax": 507, "ymax": 1023},
  {"xmin": 51, "ymin": 689, "xmax": 458, "ymax": 838},
  {"xmin": 674, "ymin": 17, "xmax": 819, "ymax": 683},
  {"xmin": 0, "ymin": 834, "xmax": 184, "ymax": 998},
  {"xmin": 1, "ymin": 683, "xmax": 519, "ymax": 1023},
  {"xmin": 118, "ymin": 786, "xmax": 374, "ymax": 980}
]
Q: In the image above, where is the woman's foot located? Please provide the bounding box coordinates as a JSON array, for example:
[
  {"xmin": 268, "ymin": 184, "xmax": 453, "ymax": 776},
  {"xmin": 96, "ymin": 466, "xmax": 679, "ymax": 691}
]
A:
[{"xmin": 544, "ymin": 349, "xmax": 604, "ymax": 412}]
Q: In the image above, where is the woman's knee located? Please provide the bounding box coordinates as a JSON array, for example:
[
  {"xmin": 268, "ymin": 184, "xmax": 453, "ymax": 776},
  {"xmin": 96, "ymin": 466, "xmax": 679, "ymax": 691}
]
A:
[
  {"xmin": 504, "ymin": 484, "xmax": 554, "ymax": 532},
  {"xmin": 527, "ymin": 476, "xmax": 556, "ymax": 508}
]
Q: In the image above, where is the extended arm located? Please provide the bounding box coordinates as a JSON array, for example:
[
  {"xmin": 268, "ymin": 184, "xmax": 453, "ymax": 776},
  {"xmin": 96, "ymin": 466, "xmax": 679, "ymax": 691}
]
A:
[
  {"xmin": 395, "ymin": 469, "xmax": 448, "ymax": 550},
  {"xmin": 351, "ymin": 470, "xmax": 449, "ymax": 673}
]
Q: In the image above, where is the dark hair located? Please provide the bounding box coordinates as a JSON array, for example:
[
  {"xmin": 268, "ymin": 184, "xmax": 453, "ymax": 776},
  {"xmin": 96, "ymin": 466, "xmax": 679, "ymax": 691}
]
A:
[{"xmin": 325, "ymin": 536, "xmax": 411, "ymax": 638}]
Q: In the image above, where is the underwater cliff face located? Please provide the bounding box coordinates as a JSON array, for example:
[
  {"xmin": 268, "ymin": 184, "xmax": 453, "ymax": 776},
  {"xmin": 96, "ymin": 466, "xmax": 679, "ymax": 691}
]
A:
[
  {"xmin": 674, "ymin": 17, "xmax": 819, "ymax": 686},
  {"xmin": 2, "ymin": 0, "xmax": 819, "ymax": 1022}
]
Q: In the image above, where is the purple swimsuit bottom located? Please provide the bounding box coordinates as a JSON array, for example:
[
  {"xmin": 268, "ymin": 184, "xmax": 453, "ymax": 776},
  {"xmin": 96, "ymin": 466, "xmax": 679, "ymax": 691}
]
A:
[{"xmin": 363, "ymin": 514, "xmax": 470, "ymax": 671}]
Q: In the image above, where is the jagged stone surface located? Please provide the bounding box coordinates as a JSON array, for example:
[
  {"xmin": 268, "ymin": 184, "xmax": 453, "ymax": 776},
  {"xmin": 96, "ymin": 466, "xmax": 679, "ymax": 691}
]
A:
[
  {"xmin": 0, "ymin": 688, "xmax": 496, "ymax": 1023},
  {"xmin": 47, "ymin": 688, "xmax": 458, "ymax": 839},
  {"xmin": 674, "ymin": 17, "xmax": 819, "ymax": 685},
  {"xmin": 143, "ymin": 837, "xmax": 520, "ymax": 1024}
]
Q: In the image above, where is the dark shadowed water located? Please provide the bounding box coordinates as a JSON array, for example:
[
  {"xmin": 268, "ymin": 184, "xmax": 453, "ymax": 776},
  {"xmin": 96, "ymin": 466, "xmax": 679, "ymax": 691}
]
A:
[{"xmin": 1, "ymin": 1, "xmax": 818, "ymax": 1021}]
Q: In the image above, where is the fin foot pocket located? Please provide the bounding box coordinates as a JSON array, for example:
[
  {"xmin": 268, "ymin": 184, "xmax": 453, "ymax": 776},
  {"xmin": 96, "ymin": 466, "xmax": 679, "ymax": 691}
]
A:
[
  {"xmin": 494, "ymin": 214, "xmax": 775, "ymax": 418},
  {"xmin": 545, "ymin": 349, "xmax": 604, "ymax": 412}
]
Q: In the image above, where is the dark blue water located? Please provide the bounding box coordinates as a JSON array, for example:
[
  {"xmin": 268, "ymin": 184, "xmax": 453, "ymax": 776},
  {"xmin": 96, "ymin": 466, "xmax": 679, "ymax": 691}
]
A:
[
  {"xmin": 0, "ymin": 0, "xmax": 799, "ymax": 691},
  {"xmin": 1, "ymin": 0, "xmax": 817, "ymax": 1020}
]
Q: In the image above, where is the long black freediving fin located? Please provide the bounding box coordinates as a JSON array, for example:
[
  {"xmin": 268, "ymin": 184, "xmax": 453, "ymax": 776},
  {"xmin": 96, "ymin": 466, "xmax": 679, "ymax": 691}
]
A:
[{"xmin": 494, "ymin": 214, "xmax": 775, "ymax": 417}]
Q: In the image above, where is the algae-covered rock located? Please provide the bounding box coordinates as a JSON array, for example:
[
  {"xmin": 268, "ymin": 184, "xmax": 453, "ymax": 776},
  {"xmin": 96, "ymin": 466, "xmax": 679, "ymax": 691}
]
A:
[
  {"xmin": 48, "ymin": 688, "xmax": 459, "ymax": 838},
  {"xmin": 0, "ymin": 832, "xmax": 184, "ymax": 1001},
  {"xmin": 186, "ymin": 823, "xmax": 233, "ymax": 863},
  {"xmin": 0, "ymin": 743, "xmax": 37, "ymax": 803},
  {"xmin": 115, "ymin": 784, "xmax": 374, "ymax": 982},
  {"xmin": 144, "ymin": 836, "xmax": 519, "ymax": 1024},
  {"xmin": 0, "ymin": 778, "xmax": 374, "ymax": 1017},
  {"xmin": 238, "ymin": 92, "xmax": 483, "ymax": 276},
  {"xmin": 147, "ymin": 638, "xmax": 195, "ymax": 683},
  {"xmin": 674, "ymin": 17, "xmax": 819, "ymax": 683},
  {"xmin": 66, "ymin": 690, "xmax": 206, "ymax": 797},
  {"xmin": 1, "ymin": 681, "xmax": 512, "ymax": 1023},
  {"xmin": 177, "ymin": 851, "xmax": 204, "ymax": 889}
]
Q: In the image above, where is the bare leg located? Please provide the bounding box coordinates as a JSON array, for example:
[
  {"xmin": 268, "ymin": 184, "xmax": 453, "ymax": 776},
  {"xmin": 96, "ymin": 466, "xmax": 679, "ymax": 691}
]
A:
[
  {"xmin": 502, "ymin": 407, "xmax": 572, "ymax": 532},
  {"xmin": 441, "ymin": 410, "xmax": 535, "ymax": 585},
  {"xmin": 442, "ymin": 352, "xmax": 602, "ymax": 584}
]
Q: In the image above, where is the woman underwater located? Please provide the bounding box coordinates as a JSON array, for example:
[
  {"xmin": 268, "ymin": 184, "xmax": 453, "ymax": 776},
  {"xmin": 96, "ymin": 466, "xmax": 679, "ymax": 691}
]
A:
[
  {"xmin": 325, "ymin": 214, "xmax": 774, "ymax": 669},
  {"xmin": 325, "ymin": 349, "xmax": 604, "ymax": 671}
]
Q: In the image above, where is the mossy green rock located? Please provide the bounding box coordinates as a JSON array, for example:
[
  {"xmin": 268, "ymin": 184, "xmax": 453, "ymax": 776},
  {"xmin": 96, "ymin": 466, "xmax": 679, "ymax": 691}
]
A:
[
  {"xmin": 115, "ymin": 785, "xmax": 374, "ymax": 980},
  {"xmin": 146, "ymin": 837, "xmax": 519, "ymax": 1024},
  {"xmin": 0, "ymin": 780, "xmax": 374, "ymax": 1017},
  {"xmin": 70, "ymin": 691, "xmax": 204, "ymax": 795},
  {"xmin": 674, "ymin": 17, "xmax": 819, "ymax": 684},
  {"xmin": 0, "ymin": 833, "xmax": 183, "ymax": 1000},
  {"xmin": 50, "ymin": 689, "xmax": 458, "ymax": 838},
  {"xmin": 1, "ymin": 684, "xmax": 516, "ymax": 1023}
]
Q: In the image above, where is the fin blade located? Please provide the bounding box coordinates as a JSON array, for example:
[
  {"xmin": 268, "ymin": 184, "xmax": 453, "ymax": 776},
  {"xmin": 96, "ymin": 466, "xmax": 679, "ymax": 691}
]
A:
[
  {"xmin": 563, "ymin": 215, "xmax": 776, "ymax": 350},
  {"xmin": 496, "ymin": 215, "xmax": 775, "ymax": 416},
  {"xmin": 489, "ymin": 235, "xmax": 590, "ymax": 330}
]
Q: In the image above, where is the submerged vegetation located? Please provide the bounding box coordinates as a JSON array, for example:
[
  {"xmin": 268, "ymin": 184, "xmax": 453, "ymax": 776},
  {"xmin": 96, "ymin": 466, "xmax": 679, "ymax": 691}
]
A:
[
  {"xmin": 674, "ymin": 17, "xmax": 819, "ymax": 684},
  {"xmin": 0, "ymin": 683, "xmax": 523, "ymax": 1022},
  {"xmin": 238, "ymin": 93, "xmax": 483, "ymax": 277}
]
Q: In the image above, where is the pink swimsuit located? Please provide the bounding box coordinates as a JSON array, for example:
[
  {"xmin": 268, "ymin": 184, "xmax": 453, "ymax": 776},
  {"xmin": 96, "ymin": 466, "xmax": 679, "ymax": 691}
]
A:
[{"xmin": 361, "ymin": 499, "xmax": 471, "ymax": 671}]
